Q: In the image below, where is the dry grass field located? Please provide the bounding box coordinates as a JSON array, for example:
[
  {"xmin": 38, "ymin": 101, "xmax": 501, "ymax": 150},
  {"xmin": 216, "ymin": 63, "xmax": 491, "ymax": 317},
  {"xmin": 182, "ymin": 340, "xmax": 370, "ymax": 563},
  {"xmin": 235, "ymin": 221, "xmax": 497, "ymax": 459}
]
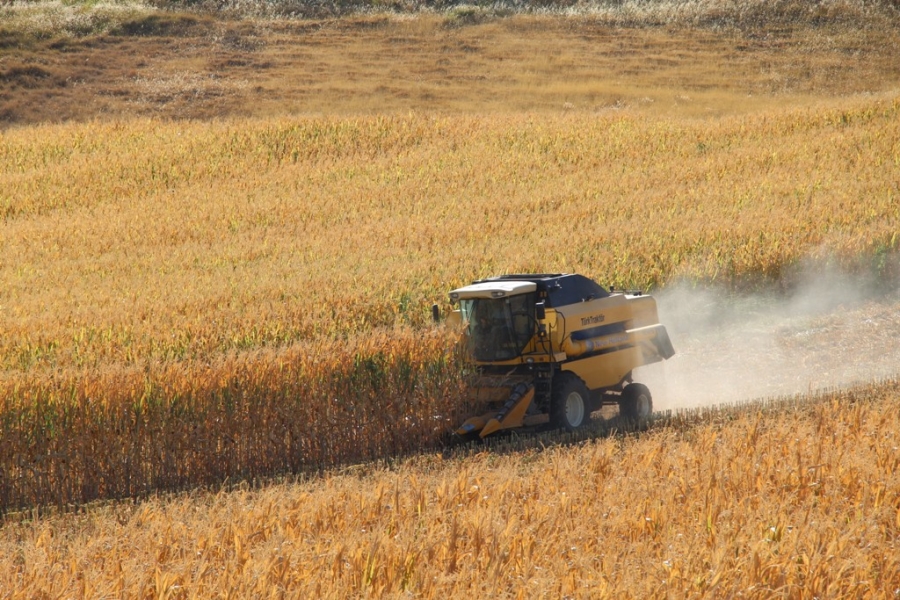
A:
[
  {"xmin": 2, "ymin": 1, "xmax": 900, "ymax": 124},
  {"xmin": 1, "ymin": 0, "xmax": 900, "ymax": 595}
]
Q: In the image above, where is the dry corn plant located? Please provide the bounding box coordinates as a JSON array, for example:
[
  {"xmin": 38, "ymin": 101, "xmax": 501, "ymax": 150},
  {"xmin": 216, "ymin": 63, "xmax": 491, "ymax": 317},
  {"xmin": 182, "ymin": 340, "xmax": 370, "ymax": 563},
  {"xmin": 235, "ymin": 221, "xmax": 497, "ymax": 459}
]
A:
[
  {"xmin": 0, "ymin": 380, "xmax": 897, "ymax": 597},
  {"xmin": 2, "ymin": 99, "xmax": 898, "ymax": 371},
  {"xmin": 0, "ymin": 329, "xmax": 476, "ymax": 512},
  {"xmin": 1, "ymin": 96, "xmax": 899, "ymax": 510}
]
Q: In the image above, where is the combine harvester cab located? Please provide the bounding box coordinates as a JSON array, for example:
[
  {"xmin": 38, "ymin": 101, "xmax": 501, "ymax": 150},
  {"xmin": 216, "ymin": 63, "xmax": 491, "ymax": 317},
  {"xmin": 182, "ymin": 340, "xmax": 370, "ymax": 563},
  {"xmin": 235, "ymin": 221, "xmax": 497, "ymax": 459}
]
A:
[{"xmin": 446, "ymin": 273, "xmax": 675, "ymax": 439}]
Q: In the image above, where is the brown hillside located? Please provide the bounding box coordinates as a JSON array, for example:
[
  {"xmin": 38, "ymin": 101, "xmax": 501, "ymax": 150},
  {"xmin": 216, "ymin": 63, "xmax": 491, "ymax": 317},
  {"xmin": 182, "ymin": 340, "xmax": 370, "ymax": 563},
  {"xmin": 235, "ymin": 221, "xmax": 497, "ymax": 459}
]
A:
[{"xmin": 1, "ymin": 4, "xmax": 899, "ymax": 125}]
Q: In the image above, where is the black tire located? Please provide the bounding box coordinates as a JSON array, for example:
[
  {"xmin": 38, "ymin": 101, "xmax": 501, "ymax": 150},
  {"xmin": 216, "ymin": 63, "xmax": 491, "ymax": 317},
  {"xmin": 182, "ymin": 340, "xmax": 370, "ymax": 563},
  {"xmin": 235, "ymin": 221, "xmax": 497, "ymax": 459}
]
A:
[
  {"xmin": 550, "ymin": 374, "xmax": 591, "ymax": 431},
  {"xmin": 620, "ymin": 383, "xmax": 653, "ymax": 421}
]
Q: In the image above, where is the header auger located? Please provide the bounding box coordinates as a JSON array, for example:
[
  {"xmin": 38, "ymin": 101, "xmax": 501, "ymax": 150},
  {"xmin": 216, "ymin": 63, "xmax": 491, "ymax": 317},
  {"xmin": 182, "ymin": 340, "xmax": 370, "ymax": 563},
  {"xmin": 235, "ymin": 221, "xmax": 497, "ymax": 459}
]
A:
[{"xmin": 442, "ymin": 273, "xmax": 675, "ymax": 439}]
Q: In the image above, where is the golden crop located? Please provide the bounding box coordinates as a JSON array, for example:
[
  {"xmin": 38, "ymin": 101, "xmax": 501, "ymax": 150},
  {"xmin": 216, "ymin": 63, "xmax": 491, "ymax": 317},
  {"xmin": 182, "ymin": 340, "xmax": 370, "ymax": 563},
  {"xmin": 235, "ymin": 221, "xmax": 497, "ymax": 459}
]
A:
[
  {"xmin": 1, "ymin": 101, "xmax": 897, "ymax": 371},
  {"xmin": 1, "ymin": 380, "xmax": 898, "ymax": 598},
  {"xmin": 1, "ymin": 4, "xmax": 898, "ymax": 596},
  {"xmin": 1, "ymin": 96, "xmax": 899, "ymax": 510}
]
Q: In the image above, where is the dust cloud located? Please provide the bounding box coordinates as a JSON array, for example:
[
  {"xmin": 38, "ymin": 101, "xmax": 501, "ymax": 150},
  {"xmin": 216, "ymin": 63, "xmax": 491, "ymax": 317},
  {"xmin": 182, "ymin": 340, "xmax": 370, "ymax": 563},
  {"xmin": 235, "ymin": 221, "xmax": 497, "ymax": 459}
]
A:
[{"xmin": 636, "ymin": 265, "xmax": 900, "ymax": 411}]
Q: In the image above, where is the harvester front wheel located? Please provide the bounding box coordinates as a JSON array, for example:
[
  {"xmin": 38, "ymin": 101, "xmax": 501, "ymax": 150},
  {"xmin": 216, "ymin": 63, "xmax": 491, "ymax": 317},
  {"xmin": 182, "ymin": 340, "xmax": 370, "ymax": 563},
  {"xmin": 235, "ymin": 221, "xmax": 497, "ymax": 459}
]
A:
[
  {"xmin": 620, "ymin": 383, "xmax": 653, "ymax": 421},
  {"xmin": 551, "ymin": 374, "xmax": 590, "ymax": 431}
]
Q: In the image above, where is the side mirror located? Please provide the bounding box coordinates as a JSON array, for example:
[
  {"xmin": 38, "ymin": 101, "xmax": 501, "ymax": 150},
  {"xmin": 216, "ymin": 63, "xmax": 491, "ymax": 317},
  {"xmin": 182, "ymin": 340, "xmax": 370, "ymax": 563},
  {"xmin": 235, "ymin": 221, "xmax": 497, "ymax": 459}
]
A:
[
  {"xmin": 431, "ymin": 304, "xmax": 441, "ymax": 323},
  {"xmin": 535, "ymin": 301, "xmax": 546, "ymax": 321}
]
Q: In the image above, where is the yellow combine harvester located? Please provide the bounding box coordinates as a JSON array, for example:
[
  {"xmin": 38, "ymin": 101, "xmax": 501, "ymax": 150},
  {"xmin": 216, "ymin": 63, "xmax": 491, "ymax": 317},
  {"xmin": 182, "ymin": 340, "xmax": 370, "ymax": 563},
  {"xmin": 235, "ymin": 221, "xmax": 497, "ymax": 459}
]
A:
[{"xmin": 443, "ymin": 273, "xmax": 675, "ymax": 439}]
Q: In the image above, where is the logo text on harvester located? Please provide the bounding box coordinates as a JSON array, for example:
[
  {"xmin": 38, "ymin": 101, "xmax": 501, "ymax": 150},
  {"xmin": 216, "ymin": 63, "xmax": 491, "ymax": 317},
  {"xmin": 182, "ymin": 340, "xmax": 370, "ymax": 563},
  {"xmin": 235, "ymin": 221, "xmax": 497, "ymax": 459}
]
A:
[{"xmin": 580, "ymin": 314, "xmax": 605, "ymax": 327}]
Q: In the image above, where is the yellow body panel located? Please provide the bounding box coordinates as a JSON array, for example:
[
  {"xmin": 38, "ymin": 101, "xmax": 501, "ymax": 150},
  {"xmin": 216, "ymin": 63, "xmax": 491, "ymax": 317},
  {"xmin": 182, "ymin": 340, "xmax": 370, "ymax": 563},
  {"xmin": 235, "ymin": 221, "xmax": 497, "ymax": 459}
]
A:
[
  {"xmin": 553, "ymin": 293, "xmax": 661, "ymax": 341},
  {"xmin": 554, "ymin": 293, "xmax": 630, "ymax": 332},
  {"xmin": 561, "ymin": 346, "xmax": 643, "ymax": 389}
]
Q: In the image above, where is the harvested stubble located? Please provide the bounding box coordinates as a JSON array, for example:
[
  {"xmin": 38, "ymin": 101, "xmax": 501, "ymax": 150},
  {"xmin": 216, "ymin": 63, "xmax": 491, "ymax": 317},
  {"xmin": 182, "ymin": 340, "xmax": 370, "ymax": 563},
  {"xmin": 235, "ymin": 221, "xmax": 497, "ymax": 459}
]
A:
[
  {"xmin": 1, "ymin": 96, "xmax": 899, "ymax": 510},
  {"xmin": 1, "ymin": 379, "xmax": 898, "ymax": 598}
]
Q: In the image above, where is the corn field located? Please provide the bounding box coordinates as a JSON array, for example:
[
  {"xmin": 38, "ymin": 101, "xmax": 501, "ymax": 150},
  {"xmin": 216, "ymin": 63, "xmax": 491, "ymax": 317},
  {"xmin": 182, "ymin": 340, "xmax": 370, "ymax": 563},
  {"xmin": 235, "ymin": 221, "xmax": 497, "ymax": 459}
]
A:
[
  {"xmin": 1, "ymin": 379, "xmax": 898, "ymax": 597},
  {"xmin": 1, "ymin": 3, "xmax": 899, "ymax": 595},
  {"xmin": 1, "ymin": 97, "xmax": 899, "ymax": 511},
  {"xmin": 0, "ymin": 331, "xmax": 474, "ymax": 512}
]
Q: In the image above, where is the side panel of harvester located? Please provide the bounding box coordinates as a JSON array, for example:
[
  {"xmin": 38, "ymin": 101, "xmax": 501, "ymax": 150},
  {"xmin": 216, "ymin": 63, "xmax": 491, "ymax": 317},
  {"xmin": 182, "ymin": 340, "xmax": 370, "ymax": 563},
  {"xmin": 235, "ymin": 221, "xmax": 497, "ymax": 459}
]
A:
[{"xmin": 542, "ymin": 293, "xmax": 674, "ymax": 389}]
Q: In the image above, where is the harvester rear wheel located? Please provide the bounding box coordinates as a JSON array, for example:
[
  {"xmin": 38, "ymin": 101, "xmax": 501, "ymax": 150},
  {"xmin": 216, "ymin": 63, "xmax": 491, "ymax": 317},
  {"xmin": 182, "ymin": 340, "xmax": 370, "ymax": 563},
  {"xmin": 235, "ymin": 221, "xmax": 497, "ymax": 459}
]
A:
[
  {"xmin": 620, "ymin": 383, "xmax": 653, "ymax": 421},
  {"xmin": 550, "ymin": 374, "xmax": 590, "ymax": 431}
]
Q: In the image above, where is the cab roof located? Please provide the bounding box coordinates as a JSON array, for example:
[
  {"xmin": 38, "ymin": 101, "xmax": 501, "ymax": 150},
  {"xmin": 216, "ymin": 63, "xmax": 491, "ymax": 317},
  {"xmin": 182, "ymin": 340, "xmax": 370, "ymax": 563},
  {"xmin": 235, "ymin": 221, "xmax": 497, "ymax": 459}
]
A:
[
  {"xmin": 469, "ymin": 273, "xmax": 610, "ymax": 307},
  {"xmin": 449, "ymin": 280, "xmax": 537, "ymax": 301}
]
